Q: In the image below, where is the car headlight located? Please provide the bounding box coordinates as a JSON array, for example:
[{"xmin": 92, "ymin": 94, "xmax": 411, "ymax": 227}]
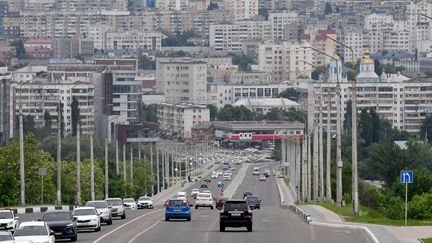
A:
[
  {"xmin": 7, "ymin": 221, "xmax": 14, "ymax": 225},
  {"xmin": 91, "ymin": 218, "xmax": 98, "ymax": 222},
  {"xmin": 67, "ymin": 223, "xmax": 74, "ymax": 227},
  {"xmin": 102, "ymin": 210, "xmax": 109, "ymax": 215},
  {"xmin": 42, "ymin": 241, "xmax": 50, "ymax": 243}
]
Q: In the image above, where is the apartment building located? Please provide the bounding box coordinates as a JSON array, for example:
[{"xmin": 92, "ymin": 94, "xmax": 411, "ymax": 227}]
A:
[
  {"xmin": 156, "ymin": 57, "xmax": 207, "ymax": 104},
  {"xmin": 0, "ymin": 67, "xmax": 11, "ymax": 145},
  {"xmin": 311, "ymin": 53, "xmax": 431, "ymax": 135},
  {"xmin": 209, "ymin": 20, "xmax": 271, "ymax": 51},
  {"xmin": 257, "ymin": 40, "xmax": 313, "ymax": 82},
  {"xmin": 156, "ymin": 0, "xmax": 190, "ymax": 10},
  {"xmin": 341, "ymin": 28, "xmax": 364, "ymax": 62},
  {"xmin": 223, "ymin": 0, "xmax": 258, "ymax": 20},
  {"xmin": 11, "ymin": 81, "xmax": 94, "ymax": 136},
  {"xmin": 157, "ymin": 103, "xmax": 210, "ymax": 138},
  {"xmin": 268, "ymin": 11, "xmax": 298, "ymax": 40},
  {"xmin": 300, "ymin": 29, "xmax": 337, "ymax": 67},
  {"xmin": 105, "ymin": 31, "xmax": 162, "ymax": 51}
]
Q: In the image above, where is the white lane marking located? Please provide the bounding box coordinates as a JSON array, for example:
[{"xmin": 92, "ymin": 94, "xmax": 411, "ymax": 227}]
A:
[
  {"xmin": 92, "ymin": 208, "xmax": 163, "ymax": 243},
  {"xmin": 204, "ymin": 218, "xmax": 218, "ymax": 243},
  {"xmin": 127, "ymin": 218, "xmax": 162, "ymax": 243},
  {"xmin": 310, "ymin": 226, "xmax": 316, "ymax": 241}
]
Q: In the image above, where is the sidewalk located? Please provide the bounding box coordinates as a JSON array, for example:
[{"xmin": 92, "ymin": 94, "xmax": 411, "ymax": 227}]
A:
[{"xmin": 276, "ymin": 178, "xmax": 432, "ymax": 243}]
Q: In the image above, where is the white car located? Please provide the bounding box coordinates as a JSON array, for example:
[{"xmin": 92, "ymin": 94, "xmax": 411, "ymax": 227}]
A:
[
  {"xmin": 211, "ymin": 173, "xmax": 218, "ymax": 179},
  {"xmin": 0, "ymin": 210, "xmax": 18, "ymax": 233},
  {"xmin": 177, "ymin": 191, "xmax": 187, "ymax": 199},
  {"xmin": 195, "ymin": 193, "xmax": 214, "ymax": 209},
  {"xmin": 259, "ymin": 175, "xmax": 267, "ymax": 181},
  {"xmin": 73, "ymin": 207, "xmax": 101, "ymax": 232},
  {"xmin": 191, "ymin": 189, "xmax": 200, "ymax": 198},
  {"xmin": 137, "ymin": 196, "xmax": 153, "ymax": 209},
  {"xmin": 13, "ymin": 221, "xmax": 55, "ymax": 243},
  {"xmin": 123, "ymin": 198, "xmax": 137, "ymax": 210},
  {"xmin": 0, "ymin": 231, "xmax": 14, "ymax": 241},
  {"xmin": 85, "ymin": 200, "xmax": 112, "ymax": 225},
  {"xmin": 223, "ymin": 174, "xmax": 231, "ymax": 181}
]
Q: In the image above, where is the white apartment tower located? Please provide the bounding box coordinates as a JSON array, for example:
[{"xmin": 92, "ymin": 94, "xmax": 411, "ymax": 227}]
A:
[
  {"xmin": 156, "ymin": 58, "xmax": 207, "ymax": 104},
  {"xmin": 223, "ymin": 0, "xmax": 258, "ymax": 20}
]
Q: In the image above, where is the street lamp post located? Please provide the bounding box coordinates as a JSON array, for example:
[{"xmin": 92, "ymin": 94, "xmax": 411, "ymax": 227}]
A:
[
  {"xmin": 327, "ymin": 36, "xmax": 358, "ymax": 214},
  {"xmin": 18, "ymin": 84, "xmax": 25, "ymax": 205}
]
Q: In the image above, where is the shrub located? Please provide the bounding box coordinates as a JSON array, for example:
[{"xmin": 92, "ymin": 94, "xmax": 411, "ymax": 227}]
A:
[
  {"xmin": 408, "ymin": 192, "xmax": 432, "ymax": 220},
  {"xmin": 384, "ymin": 195, "xmax": 404, "ymax": 219}
]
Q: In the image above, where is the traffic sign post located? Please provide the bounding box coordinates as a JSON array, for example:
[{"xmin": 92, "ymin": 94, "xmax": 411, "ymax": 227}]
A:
[
  {"xmin": 38, "ymin": 168, "xmax": 47, "ymax": 204},
  {"xmin": 400, "ymin": 170, "xmax": 413, "ymax": 226}
]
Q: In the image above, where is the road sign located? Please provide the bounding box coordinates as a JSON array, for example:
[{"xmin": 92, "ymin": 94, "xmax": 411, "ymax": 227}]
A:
[
  {"xmin": 400, "ymin": 170, "xmax": 413, "ymax": 183},
  {"xmin": 38, "ymin": 167, "xmax": 47, "ymax": 176},
  {"xmin": 218, "ymin": 182, "xmax": 225, "ymax": 189},
  {"xmin": 220, "ymin": 188, "xmax": 224, "ymax": 197}
]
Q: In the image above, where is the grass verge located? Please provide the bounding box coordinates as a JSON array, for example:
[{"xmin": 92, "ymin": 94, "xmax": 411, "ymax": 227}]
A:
[
  {"xmin": 421, "ymin": 238, "xmax": 432, "ymax": 243},
  {"xmin": 315, "ymin": 202, "xmax": 432, "ymax": 226}
]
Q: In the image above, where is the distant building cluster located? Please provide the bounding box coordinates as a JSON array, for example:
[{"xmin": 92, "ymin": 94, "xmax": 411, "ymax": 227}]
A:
[{"xmin": 3, "ymin": 0, "xmax": 432, "ymax": 144}]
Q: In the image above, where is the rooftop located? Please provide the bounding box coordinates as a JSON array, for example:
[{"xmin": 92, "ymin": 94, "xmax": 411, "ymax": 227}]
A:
[{"xmin": 233, "ymin": 98, "xmax": 300, "ymax": 108}]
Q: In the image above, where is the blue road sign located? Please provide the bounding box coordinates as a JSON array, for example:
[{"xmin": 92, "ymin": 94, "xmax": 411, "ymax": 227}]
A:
[
  {"xmin": 400, "ymin": 170, "xmax": 413, "ymax": 183},
  {"xmin": 218, "ymin": 182, "xmax": 225, "ymax": 189}
]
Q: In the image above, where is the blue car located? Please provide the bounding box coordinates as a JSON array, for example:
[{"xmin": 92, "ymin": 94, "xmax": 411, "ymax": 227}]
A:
[{"xmin": 165, "ymin": 198, "xmax": 192, "ymax": 221}]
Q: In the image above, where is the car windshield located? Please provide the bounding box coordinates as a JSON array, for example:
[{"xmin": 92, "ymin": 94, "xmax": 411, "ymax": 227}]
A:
[
  {"xmin": 168, "ymin": 200, "xmax": 187, "ymax": 206},
  {"xmin": 43, "ymin": 212, "xmax": 71, "ymax": 221},
  {"xmin": 139, "ymin": 197, "xmax": 151, "ymax": 201},
  {"xmin": 198, "ymin": 193, "xmax": 211, "ymax": 198},
  {"xmin": 14, "ymin": 226, "xmax": 48, "ymax": 236},
  {"xmin": 247, "ymin": 196, "xmax": 259, "ymax": 202},
  {"xmin": 224, "ymin": 201, "xmax": 248, "ymax": 211},
  {"xmin": 106, "ymin": 199, "xmax": 122, "ymax": 206},
  {"xmin": 0, "ymin": 234, "xmax": 12, "ymax": 240},
  {"xmin": 73, "ymin": 209, "xmax": 96, "ymax": 216},
  {"xmin": 85, "ymin": 201, "xmax": 107, "ymax": 208},
  {"xmin": 123, "ymin": 199, "xmax": 134, "ymax": 203},
  {"xmin": 0, "ymin": 212, "xmax": 13, "ymax": 219}
]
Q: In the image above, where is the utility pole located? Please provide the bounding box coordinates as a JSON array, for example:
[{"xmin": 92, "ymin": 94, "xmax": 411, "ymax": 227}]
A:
[
  {"xmin": 76, "ymin": 122, "xmax": 81, "ymax": 206},
  {"xmin": 162, "ymin": 148, "xmax": 166, "ymax": 189},
  {"xmin": 307, "ymin": 133, "xmax": 312, "ymax": 201},
  {"xmin": 123, "ymin": 144, "xmax": 127, "ymax": 181},
  {"xmin": 313, "ymin": 126, "xmax": 319, "ymax": 201},
  {"xmin": 104, "ymin": 138, "xmax": 108, "ymax": 199},
  {"xmin": 130, "ymin": 147, "xmax": 134, "ymax": 181},
  {"xmin": 302, "ymin": 136, "xmax": 307, "ymax": 201},
  {"xmin": 19, "ymin": 97, "xmax": 25, "ymax": 206},
  {"xmin": 150, "ymin": 144, "xmax": 154, "ymax": 195},
  {"xmin": 319, "ymin": 86, "xmax": 324, "ymax": 201},
  {"xmin": 115, "ymin": 140, "xmax": 119, "ymax": 176},
  {"xmin": 90, "ymin": 135, "xmax": 95, "ymax": 201},
  {"xmin": 326, "ymin": 91, "xmax": 332, "ymax": 201},
  {"xmin": 156, "ymin": 146, "xmax": 160, "ymax": 192},
  {"xmin": 295, "ymin": 139, "xmax": 301, "ymax": 202},
  {"xmin": 56, "ymin": 104, "xmax": 61, "ymax": 204},
  {"xmin": 336, "ymin": 61, "xmax": 343, "ymax": 207}
]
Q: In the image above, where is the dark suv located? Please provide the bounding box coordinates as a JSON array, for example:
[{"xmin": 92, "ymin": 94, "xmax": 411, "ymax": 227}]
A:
[
  {"xmin": 42, "ymin": 211, "xmax": 77, "ymax": 241},
  {"xmin": 219, "ymin": 199, "xmax": 252, "ymax": 232},
  {"xmin": 245, "ymin": 195, "xmax": 261, "ymax": 209}
]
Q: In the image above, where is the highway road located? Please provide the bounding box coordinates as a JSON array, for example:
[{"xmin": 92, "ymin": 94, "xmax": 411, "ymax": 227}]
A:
[{"xmin": 17, "ymin": 163, "xmax": 373, "ymax": 243}]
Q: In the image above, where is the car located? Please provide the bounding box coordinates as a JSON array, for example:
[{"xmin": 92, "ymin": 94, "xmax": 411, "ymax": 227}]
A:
[
  {"xmin": 195, "ymin": 193, "xmax": 214, "ymax": 209},
  {"xmin": 105, "ymin": 198, "xmax": 126, "ymax": 219},
  {"xmin": 219, "ymin": 199, "xmax": 252, "ymax": 232},
  {"xmin": 0, "ymin": 231, "xmax": 13, "ymax": 241},
  {"xmin": 190, "ymin": 189, "xmax": 200, "ymax": 198},
  {"xmin": 243, "ymin": 192, "xmax": 253, "ymax": 199},
  {"xmin": 72, "ymin": 207, "xmax": 101, "ymax": 232},
  {"xmin": 231, "ymin": 167, "xmax": 236, "ymax": 171},
  {"xmin": 0, "ymin": 210, "xmax": 19, "ymax": 233},
  {"xmin": 203, "ymin": 178, "xmax": 211, "ymax": 183},
  {"xmin": 137, "ymin": 196, "xmax": 153, "ymax": 209},
  {"xmin": 200, "ymin": 184, "xmax": 208, "ymax": 188},
  {"xmin": 259, "ymin": 175, "xmax": 267, "ymax": 181},
  {"xmin": 165, "ymin": 198, "xmax": 191, "ymax": 221},
  {"xmin": 222, "ymin": 166, "xmax": 229, "ymax": 171},
  {"xmin": 41, "ymin": 211, "xmax": 77, "ymax": 241},
  {"xmin": 211, "ymin": 173, "xmax": 218, "ymax": 179},
  {"xmin": 216, "ymin": 197, "xmax": 228, "ymax": 210},
  {"xmin": 252, "ymin": 168, "xmax": 260, "ymax": 176},
  {"xmin": 223, "ymin": 175, "xmax": 231, "ymax": 181},
  {"xmin": 202, "ymin": 190, "xmax": 212, "ymax": 195},
  {"xmin": 85, "ymin": 200, "xmax": 112, "ymax": 225},
  {"xmin": 245, "ymin": 195, "xmax": 261, "ymax": 210},
  {"xmin": 14, "ymin": 221, "xmax": 55, "ymax": 243},
  {"xmin": 123, "ymin": 198, "xmax": 137, "ymax": 210},
  {"xmin": 177, "ymin": 191, "xmax": 187, "ymax": 199}
]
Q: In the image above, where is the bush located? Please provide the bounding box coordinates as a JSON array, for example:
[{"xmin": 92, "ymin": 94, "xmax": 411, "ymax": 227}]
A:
[
  {"xmin": 343, "ymin": 192, "xmax": 352, "ymax": 205},
  {"xmin": 384, "ymin": 196, "xmax": 404, "ymax": 219},
  {"xmin": 408, "ymin": 192, "xmax": 432, "ymax": 220},
  {"xmin": 359, "ymin": 183, "xmax": 385, "ymax": 212}
]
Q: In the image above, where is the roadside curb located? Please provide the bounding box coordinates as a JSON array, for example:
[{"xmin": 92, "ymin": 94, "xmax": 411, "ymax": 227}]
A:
[
  {"xmin": 3, "ymin": 205, "xmax": 75, "ymax": 214},
  {"xmin": 310, "ymin": 222, "xmax": 380, "ymax": 243}
]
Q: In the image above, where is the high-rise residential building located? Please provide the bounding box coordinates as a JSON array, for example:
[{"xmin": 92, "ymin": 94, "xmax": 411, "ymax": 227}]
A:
[
  {"xmin": 105, "ymin": 31, "xmax": 162, "ymax": 51},
  {"xmin": 268, "ymin": 11, "xmax": 298, "ymax": 40},
  {"xmin": 341, "ymin": 28, "xmax": 364, "ymax": 62},
  {"xmin": 257, "ymin": 40, "xmax": 313, "ymax": 82},
  {"xmin": 156, "ymin": 57, "xmax": 207, "ymax": 104},
  {"xmin": 223, "ymin": 0, "xmax": 258, "ymax": 20},
  {"xmin": 155, "ymin": 0, "xmax": 190, "ymax": 10},
  {"xmin": 300, "ymin": 29, "xmax": 337, "ymax": 67},
  {"xmin": 209, "ymin": 20, "xmax": 271, "ymax": 51},
  {"xmin": 157, "ymin": 102, "xmax": 210, "ymax": 138},
  {"xmin": 11, "ymin": 81, "xmax": 94, "ymax": 136}
]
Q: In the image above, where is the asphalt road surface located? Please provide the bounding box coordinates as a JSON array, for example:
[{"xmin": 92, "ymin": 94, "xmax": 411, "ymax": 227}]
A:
[{"xmin": 17, "ymin": 163, "xmax": 373, "ymax": 243}]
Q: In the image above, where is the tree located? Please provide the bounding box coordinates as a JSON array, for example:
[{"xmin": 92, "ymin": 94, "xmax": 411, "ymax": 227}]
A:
[
  {"xmin": 258, "ymin": 9, "xmax": 269, "ymax": 20},
  {"xmin": 207, "ymin": 104, "xmax": 218, "ymax": 121},
  {"xmin": 207, "ymin": 2, "xmax": 219, "ymax": 10},
  {"xmin": 343, "ymin": 99, "xmax": 352, "ymax": 134},
  {"xmin": 11, "ymin": 39, "xmax": 25, "ymax": 59},
  {"xmin": 374, "ymin": 59, "xmax": 383, "ymax": 76},
  {"xmin": 138, "ymin": 55, "xmax": 156, "ymax": 70},
  {"xmin": 230, "ymin": 54, "xmax": 256, "ymax": 71},
  {"xmin": 162, "ymin": 31, "xmax": 198, "ymax": 47},
  {"xmin": 324, "ymin": 2, "xmax": 332, "ymax": 15},
  {"xmin": 420, "ymin": 115, "xmax": 432, "ymax": 144},
  {"xmin": 311, "ymin": 66, "xmax": 327, "ymax": 80},
  {"xmin": 71, "ymin": 97, "xmax": 80, "ymax": 136},
  {"xmin": 278, "ymin": 88, "xmax": 300, "ymax": 101},
  {"xmin": 44, "ymin": 110, "xmax": 52, "ymax": 131}
]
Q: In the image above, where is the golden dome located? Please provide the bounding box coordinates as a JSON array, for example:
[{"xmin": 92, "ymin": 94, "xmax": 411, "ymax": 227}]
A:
[
  {"xmin": 332, "ymin": 53, "xmax": 341, "ymax": 61},
  {"xmin": 361, "ymin": 57, "xmax": 374, "ymax": 64}
]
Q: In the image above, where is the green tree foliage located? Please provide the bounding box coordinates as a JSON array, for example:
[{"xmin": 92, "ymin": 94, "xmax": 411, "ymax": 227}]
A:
[
  {"xmin": 216, "ymin": 105, "xmax": 254, "ymax": 121},
  {"xmin": 207, "ymin": 104, "xmax": 218, "ymax": 121},
  {"xmin": 343, "ymin": 99, "xmax": 352, "ymax": 134},
  {"xmin": 138, "ymin": 55, "xmax": 156, "ymax": 70},
  {"xmin": 278, "ymin": 88, "xmax": 300, "ymax": 101},
  {"xmin": 137, "ymin": 102, "xmax": 158, "ymax": 123},
  {"xmin": 420, "ymin": 115, "xmax": 432, "ymax": 144},
  {"xmin": 71, "ymin": 97, "xmax": 80, "ymax": 136},
  {"xmin": 230, "ymin": 54, "xmax": 256, "ymax": 71},
  {"xmin": 11, "ymin": 39, "xmax": 25, "ymax": 59},
  {"xmin": 162, "ymin": 31, "xmax": 198, "ymax": 47},
  {"xmin": 311, "ymin": 66, "xmax": 327, "ymax": 80},
  {"xmin": 207, "ymin": 2, "xmax": 218, "ymax": 10},
  {"xmin": 258, "ymin": 9, "xmax": 269, "ymax": 20},
  {"xmin": 374, "ymin": 59, "xmax": 383, "ymax": 76}
]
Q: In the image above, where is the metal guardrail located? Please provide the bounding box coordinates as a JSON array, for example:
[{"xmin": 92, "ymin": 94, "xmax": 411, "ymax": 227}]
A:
[{"xmin": 288, "ymin": 204, "xmax": 311, "ymax": 224}]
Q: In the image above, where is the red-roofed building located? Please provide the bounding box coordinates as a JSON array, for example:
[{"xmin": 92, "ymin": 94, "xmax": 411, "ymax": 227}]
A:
[
  {"xmin": 300, "ymin": 29, "xmax": 337, "ymax": 66},
  {"xmin": 24, "ymin": 38, "xmax": 53, "ymax": 50},
  {"xmin": 25, "ymin": 46, "xmax": 54, "ymax": 59}
]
